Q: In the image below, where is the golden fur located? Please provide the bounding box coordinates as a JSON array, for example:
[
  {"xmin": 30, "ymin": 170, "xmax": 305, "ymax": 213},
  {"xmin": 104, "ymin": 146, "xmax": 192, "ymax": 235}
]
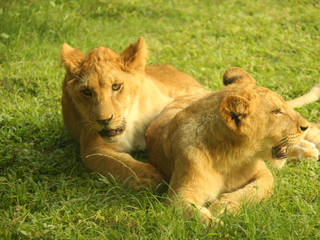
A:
[
  {"xmin": 61, "ymin": 37, "xmax": 207, "ymax": 188},
  {"xmin": 222, "ymin": 68, "xmax": 320, "ymax": 167},
  {"xmin": 288, "ymin": 83, "xmax": 320, "ymax": 108},
  {"xmin": 146, "ymin": 68, "xmax": 310, "ymax": 223},
  {"xmin": 286, "ymin": 84, "xmax": 320, "ymax": 164}
]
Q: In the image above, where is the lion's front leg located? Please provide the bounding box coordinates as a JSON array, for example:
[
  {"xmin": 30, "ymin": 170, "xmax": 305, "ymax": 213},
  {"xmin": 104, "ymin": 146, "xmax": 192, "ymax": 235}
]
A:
[
  {"xmin": 167, "ymin": 153, "xmax": 223, "ymax": 224},
  {"xmin": 302, "ymin": 122, "xmax": 320, "ymax": 155},
  {"xmin": 210, "ymin": 160, "xmax": 274, "ymax": 214},
  {"xmin": 287, "ymin": 123, "xmax": 320, "ymax": 163},
  {"xmin": 168, "ymin": 179, "xmax": 220, "ymax": 225},
  {"xmin": 80, "ymin": 132, "xmax": 164, "ymax": 189},
  {"xmin": 288, "ymin": 139, "xmax": 319, "ymax": 162}
]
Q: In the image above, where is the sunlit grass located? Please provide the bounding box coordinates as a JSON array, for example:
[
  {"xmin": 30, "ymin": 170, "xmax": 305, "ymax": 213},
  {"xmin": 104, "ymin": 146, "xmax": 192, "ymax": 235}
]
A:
[{"xmin": 1, "ymin": 0, "xmax": 319, "ymax": 239}]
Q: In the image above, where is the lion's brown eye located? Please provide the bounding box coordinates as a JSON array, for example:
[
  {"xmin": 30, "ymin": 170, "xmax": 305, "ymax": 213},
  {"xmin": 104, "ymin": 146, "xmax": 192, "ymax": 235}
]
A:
[
  {"xmin": 272, "ymin": 108, "xmax": 282, "ymax": 114},
  {"xmin": 81, "ymin": 88, "xmax": 92, "ymax": 97},
  {"xmin": 112, "ymin": 83, "xmax": 122, "ymax": 91}
]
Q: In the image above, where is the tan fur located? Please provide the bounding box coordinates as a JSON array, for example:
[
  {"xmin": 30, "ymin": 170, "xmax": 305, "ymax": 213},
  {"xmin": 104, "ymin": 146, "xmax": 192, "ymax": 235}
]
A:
[
  {"xmin": 288, "ymin": 83, "xmax": 320, "ymax": 108},
  {"xmin": 223, "ymin": 68, "xmax": 320, "ymax": 164},
  {"xmin": 287, "ymin": 84, "xmax": 320, "ymax": 162},
  {"xmin": 146, "ymin": 68, "xmax": 309, "ymax": 223},
  {"xmin": 61, "ymin": 37, "xmax": 207, "ymax": 188}
]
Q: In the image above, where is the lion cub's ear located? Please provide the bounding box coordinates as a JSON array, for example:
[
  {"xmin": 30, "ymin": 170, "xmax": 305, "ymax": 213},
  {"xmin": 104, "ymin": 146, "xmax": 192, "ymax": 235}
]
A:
[
  {"xmin": 61, "ymin": 43, "xmax": 85, "ymax": 74},
  {"xmin": 220, "ymin": 94, "xmax": 256, "ymax": 134},
  {"xmin": 120, "ymin": 37, "xmax": 148, "ymax": 71},
  {"xmin": 223, "ymin": 67, "xmax": 256, "ymax": 86}
]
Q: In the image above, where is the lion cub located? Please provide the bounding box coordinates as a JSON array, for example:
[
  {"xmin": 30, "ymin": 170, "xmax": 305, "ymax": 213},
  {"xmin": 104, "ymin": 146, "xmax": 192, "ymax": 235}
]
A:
[
  {"xmin": 60, "ymin": 37, "xmax": 206, "ymax": 188},
  {"xmin": 146, "ymin": 68, "xmax": 309, "ymax": 222}
]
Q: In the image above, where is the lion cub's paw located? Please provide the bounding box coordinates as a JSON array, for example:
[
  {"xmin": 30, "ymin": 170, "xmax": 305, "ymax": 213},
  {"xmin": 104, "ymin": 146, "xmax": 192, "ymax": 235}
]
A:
[
  {"xmin": 190, "ymin": 205, "xmax": 223, "ymax": 226},
  {"xmin": 210, "ymin": 193, "xmax": 242, "ymax": 216},
  {"xmin": 288, "ymin": 140, "xmax": 319, "ymax": 161},
  {"xmin": 202, "ymin": 212, "xmax": 224, "ymax": 226},
  {"xmin": 134, "ymin": 163, "xmax": 165, "ymax": 189}
]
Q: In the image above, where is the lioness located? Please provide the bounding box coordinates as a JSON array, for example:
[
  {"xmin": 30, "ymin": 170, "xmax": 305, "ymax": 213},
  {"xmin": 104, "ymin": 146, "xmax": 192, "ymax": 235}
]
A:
[
  {"xmin": 146, "ymin": 68, "xmax": 310, "ymax": 222},
  {"xmin": 61, "ymin": 37, "xmax": 207, "ymax": 188}
]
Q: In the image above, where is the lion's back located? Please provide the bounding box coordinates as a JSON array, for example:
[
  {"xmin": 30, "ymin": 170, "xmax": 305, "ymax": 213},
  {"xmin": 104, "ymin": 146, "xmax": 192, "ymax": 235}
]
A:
[{"xmin": 146, "ymin": 65, "xmax": 208, "ymax": 98}]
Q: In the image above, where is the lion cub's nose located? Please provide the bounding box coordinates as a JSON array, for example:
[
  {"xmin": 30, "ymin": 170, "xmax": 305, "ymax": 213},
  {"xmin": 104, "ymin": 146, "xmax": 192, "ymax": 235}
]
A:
[
  {"xmin": 300, "ymin": 125, "xmax": 308, "ymax": 132},
  {"xmin": 97, "ymin": 115, "xmax": 113, "ymax": 127}
]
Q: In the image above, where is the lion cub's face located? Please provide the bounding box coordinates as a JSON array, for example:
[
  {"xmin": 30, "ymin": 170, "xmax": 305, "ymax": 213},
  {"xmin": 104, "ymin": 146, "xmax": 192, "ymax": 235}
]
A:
[
  {"xmin": 61, "ymin": 38, "xmax": 147, "ymax": 137},
  {"xmin": 252, "ymin": 87, "xmax": 308, "ymax": 160},
  {"xmin": 220, "ymin": 84, "xmax": 309, "ymax": 161},
  {"xmin": 220, "ymin": 68, "xmax": 309, "ymax": 161}
]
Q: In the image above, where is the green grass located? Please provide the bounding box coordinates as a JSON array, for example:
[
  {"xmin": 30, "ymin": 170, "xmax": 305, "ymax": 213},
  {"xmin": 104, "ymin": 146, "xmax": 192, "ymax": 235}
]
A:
[{"xmin": 1, "ymin": 0, "xmax": 320, "ymax": 239}]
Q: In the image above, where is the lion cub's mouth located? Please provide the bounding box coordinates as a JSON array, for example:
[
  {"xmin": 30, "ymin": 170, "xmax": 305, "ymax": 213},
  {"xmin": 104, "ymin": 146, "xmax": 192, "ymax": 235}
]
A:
[
  {"xmin": 272, "ymin": 137, "xmax": 290, "ymax": 159},
  {"xmin": 272, "ymin": 137, "xmax": 288, "ymax": 159},
  {"xmin": 272, "ymin": 134, "xmax": 304, "ymax": 159},
  {"xmin": 98, "ymin": 121, "xmax": 126, "ymax": 138},
  {"xmin": 272, "ymin": 145, "xmax": 288, "ymax": 159}
]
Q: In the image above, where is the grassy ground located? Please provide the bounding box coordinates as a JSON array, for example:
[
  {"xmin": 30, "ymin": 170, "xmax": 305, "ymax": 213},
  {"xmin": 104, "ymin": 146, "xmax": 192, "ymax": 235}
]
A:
[{"xmin": 1, "ymin": 0, "xmax": 320, "ymax": 239}]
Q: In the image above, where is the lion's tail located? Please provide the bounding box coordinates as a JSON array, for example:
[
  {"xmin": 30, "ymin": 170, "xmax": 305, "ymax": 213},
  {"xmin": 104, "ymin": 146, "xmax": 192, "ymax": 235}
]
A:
[{"xmin": 288, "ymin": 83, "xmax": 320, "ymax": 108}]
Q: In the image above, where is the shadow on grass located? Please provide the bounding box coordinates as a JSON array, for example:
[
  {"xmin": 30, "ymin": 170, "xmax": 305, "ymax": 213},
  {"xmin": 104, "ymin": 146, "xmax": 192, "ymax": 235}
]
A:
[{"xmin": 0, "ymin": 103, "xmax": 159, "ymax": 194}]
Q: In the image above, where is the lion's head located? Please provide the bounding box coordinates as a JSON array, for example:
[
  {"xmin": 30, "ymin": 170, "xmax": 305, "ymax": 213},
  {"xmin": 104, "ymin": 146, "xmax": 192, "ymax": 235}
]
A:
[
  {"xmin": 61, "ymin": 38, "xmax": 148, "ymax": 138},
  {"xmin": 219, "ymin": 67, "xmax": 309, "ymax": 162}
]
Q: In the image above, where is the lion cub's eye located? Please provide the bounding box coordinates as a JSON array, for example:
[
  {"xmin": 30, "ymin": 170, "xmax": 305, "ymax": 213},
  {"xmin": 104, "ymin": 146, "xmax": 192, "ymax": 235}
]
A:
[
  {"xmin": 81, "ymin": 88, "xmax": 92, "ymax": 97},
  {"xmin": 112, "ymin": 83, "xmax": 122, "ymax": 91},
  {"xmin": 272, "ymin": 108, "xmax": 282, "ymax": 115}
]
